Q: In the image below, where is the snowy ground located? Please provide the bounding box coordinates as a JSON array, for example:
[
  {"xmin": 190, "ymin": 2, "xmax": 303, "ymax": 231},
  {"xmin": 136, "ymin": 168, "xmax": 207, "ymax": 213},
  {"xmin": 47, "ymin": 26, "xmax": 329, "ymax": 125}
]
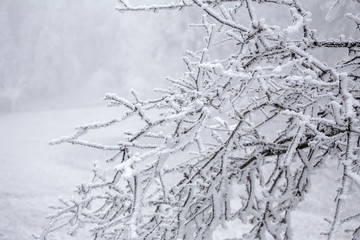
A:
[
  {"xmin": 0, "ymin": 106, "xmax": 358, "ymax": 240},
  {"xmin": 0, "ymin": 106, "xmax": 123, "ymax": 240}
]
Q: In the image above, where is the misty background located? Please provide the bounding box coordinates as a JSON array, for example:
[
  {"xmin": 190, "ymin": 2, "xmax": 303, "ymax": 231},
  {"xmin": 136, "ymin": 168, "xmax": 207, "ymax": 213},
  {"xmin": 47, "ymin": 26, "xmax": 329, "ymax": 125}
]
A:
[
  {"xmin": 0, "ymin": 0, "xmax": 203, "ymax": 112},
  {"xmin": 0, "ymin": 0, "xmax": 358, "ymax": 113},
  {"xmin": 0, "ymin": 0, "xmax": 359, "ymax": 239}
]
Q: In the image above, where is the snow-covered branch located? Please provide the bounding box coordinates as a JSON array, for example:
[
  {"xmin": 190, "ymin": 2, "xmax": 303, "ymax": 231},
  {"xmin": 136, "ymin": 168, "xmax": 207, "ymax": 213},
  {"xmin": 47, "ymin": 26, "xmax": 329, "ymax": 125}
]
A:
[{"xmin": 40, "ymin": 0, "xmax": 360, "ymax": 239}]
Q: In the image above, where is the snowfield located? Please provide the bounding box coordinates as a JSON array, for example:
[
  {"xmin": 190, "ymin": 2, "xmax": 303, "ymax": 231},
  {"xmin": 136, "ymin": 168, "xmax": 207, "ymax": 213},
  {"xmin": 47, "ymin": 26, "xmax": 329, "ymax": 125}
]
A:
[
  {"xmin": 0, "ymin": 106, "xmax": 358, "ymax": 240},
  {"xmin": 0, "ymin": 106, "xmax": 123, "ymax": 240}
]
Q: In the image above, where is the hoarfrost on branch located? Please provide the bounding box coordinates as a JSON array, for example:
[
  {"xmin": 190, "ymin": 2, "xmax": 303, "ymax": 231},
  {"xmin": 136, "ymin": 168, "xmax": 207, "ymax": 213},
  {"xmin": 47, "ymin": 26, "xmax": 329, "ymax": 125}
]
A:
[{"xmin": 40, "ymin": 0, "xmax": 360, "ymax": 239}]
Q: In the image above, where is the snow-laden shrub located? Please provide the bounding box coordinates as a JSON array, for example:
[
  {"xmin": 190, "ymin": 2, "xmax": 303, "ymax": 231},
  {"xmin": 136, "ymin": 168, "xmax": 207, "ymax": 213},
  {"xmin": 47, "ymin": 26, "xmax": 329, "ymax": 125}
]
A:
[{"xmin": 40, "ymin": 0, "xmax": 360, "ymax": 239}]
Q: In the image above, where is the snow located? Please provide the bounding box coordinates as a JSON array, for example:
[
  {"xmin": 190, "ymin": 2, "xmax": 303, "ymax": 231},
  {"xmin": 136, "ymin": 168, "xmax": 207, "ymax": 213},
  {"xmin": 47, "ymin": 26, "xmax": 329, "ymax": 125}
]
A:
[
  {"xmin": 284, "ymin": 9, "xmax": 305, "ymax": 34},
  {"xmin": 0, "ymin": 106, "xmax": 358, "ymax": 240},
  {"xmin": 0, "ymin": 106, "xmax": 123, "ymax": 240},
  {"xmin": 1, "ymin": 0, "xmax": 360, "ymax": 238},
  {"xmin": 273, "ymin": 65, "xmax": 282, "ymax": 73}
]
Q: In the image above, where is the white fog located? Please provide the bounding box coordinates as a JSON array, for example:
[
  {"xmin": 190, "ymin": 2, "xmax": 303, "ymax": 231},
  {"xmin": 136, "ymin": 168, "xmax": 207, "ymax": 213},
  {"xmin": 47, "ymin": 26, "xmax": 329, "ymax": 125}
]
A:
[{"xmin": 0, "ymin": 1, "xmax": 359, "ymax": 240}]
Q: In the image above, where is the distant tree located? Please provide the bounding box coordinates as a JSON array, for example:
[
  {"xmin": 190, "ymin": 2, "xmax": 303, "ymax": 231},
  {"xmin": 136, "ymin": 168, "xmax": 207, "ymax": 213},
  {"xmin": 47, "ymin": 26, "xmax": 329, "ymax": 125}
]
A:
[
  {"xmin": 0, "ymin": 4, "xmax": 26, "ymax": 112},
  {"xmin": 39, "ymin": 0, "xmax": 360, "ymax": 239}
]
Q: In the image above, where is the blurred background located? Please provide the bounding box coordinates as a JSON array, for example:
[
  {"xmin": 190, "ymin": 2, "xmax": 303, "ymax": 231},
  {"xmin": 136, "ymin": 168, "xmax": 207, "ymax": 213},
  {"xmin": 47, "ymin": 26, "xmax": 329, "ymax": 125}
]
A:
[
  {"xmin": 0, "ymin": 0, "xmax": 203, "ymax": 113},
  {"xmin": 0, "ymin": 1, "xmax": 359, "ymax": 240},
  {"xmin": 0, "ymin": 0, "xmax": 358, "ymax": 113}
]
